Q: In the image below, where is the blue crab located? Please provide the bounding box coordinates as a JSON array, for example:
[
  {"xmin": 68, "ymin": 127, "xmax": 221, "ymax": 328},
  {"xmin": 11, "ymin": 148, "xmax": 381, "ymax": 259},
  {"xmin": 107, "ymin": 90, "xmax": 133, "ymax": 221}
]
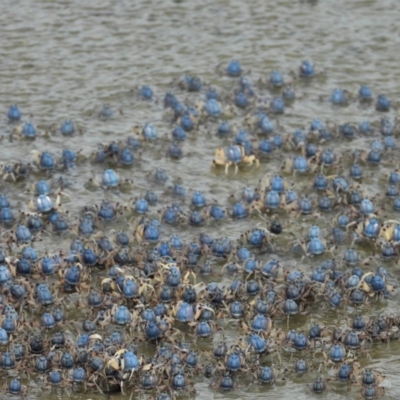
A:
[
  {"xmin": 1, "ymin": 162, "xmax": 32, "ymax": 182},
  {"xmin": 7, "ymin": 104, "xmax": 21, "ymax": 121},
  {"xmin": 212, "ymin": 145, "xmax": 259, "ymax": 174},
  {"xmin": 86, "ymin": 169, "xmax": 133, "ymax": 191},
  {"xmin": 29, "ymin": 193, "xmax": 65, "ymax": 215},
  {"xmin": 10, "ymin": 121, "xmax": 38, "ymax": 139}
]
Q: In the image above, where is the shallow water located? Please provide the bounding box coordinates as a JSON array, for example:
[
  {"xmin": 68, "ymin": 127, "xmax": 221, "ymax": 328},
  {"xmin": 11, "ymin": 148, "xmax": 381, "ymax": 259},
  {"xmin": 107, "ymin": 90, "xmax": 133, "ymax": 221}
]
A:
[{"xmin": 1, "ymin": 0, "xmax": 400, "ymax": 399}]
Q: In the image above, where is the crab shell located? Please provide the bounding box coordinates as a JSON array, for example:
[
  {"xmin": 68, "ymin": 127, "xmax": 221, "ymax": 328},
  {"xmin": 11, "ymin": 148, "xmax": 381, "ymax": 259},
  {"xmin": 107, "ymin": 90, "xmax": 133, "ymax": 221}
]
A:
[{"xmin": 213, "ymin": 147, "xmax": 242, "ymax": 167}]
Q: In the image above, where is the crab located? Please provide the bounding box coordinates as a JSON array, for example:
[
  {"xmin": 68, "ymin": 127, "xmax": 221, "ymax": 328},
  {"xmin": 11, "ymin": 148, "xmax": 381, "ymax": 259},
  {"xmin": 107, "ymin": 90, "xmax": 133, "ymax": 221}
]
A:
[
  {"xmin": 319, "ymin": 342, "xmax": 357, "ymax": 372},
  {"xmin": 239, "ymin": 313, "xmax": 274, "ymax": 336},
  {"xmin": 135, "ymin": 369, "xmax": 161, "ymax": 392},
  {"xmin": 258, "ymin": 173, "xmax": 290, "ymax": 195},
  {"xmin": 331, "ymin": 327, "xmax": 371, "ymax": 350},
  {"xmin": 85, "ymin": 200, "xmax": 123, "ymax": 222},
  {"xmin": 282, "ymin": 278, "xmax": 321, "ymax": 307},
  {"xmin": 1, "ymin": 162, "xmax": 32, "ymax": 182},
  {"xmin": 216, "ymin": 299, "xmax": 251, "ymax": 322},
  {"xmin": 46, "ymin": 119, "xmax": 84, "ymax": 136},
  {"xmin": 378, "ymin": 219, "xmax": 400, "ymax": 243},
  {"xmin": 4, "ymin": 255, "xmax": 29, "ymax": 278},
  {"xmin": 56, "ymin": 262, "xmax": 90, "ymax": 293},
  {"xmin": 174, "ymin": 74, "xmax": 202, "ymax": 92},
  {"xmin": 369, "ymin": 236, "xmax": 398, "ymax": 260},
  {"xmin": 140, "ymin": 315, "xmax": 179, "ymax": 341},
  {"xmin": 0, "ymin": 307, "xmax": 29, "ymax": 335},
  {"xmin": 47, "ymin": 213, "xmax": 72, "ymax": 236},
  {"xmin": 185, "ymin": 208, "xmax": 210, "ymax": 228},
  {"xmin": 359, "ymin": 385, "xmax": 385, "ymax": 399},
  {"xmin": 30, "ymin": 150, "xmax": 58, "ymax": 172},
  {"xmin": 250, "ymin": 362, "xmax": 284, "ymax": 384},
  {"xmin": 271, "ymin": 299, "xmax": 309, "ymax": 320},
  {"xmin": 158, "ymin": 204, "xmax": 186, "ymax": 226},
  {"xmin": 249, "ymin": 189, "xmax": 287, "ymax": 215},
  {"xmin": 153, "ymin": 259, "xmax": 195, "ymax": 286},
  {"xmin": 79, "ymin": 240, "xmax": 117, "ymax": 268},
  {"xmin": 101, "ymin": 274, "xmax": 154, "ymax": 302},
  {"xmin": 345, "ymin": 285, "xmax": 372, "ymax": 306},
  {"xmin": 239, "ymin": 332, "xmax": 282, "ymax": 365},
  {"xmin": 281, "ymin": 129, "xmax": 308, "ymax": 152},
  {"xmin": 287, "ymin": 195, "xmax": 322, "ymax": 219},
  {"xmin": 308, "ymin": 376, "xmax": 331, "ymax": 394},
  {"xmin": 282, "ymin": 155, "xmax": 317, "ymax": 175},
  {"xmin": 3, "ymin": 379, "xmax": 28, "ymax": 396},
  {"xmin": 58, "ymin": 148, "xmax": 84, "ymax": 169},
  {"xmin": 63, "ymin": 366, "xmax": 95, "ymax": 392},
  {"xmin": 209, "ymin": 373, "xmax": 238, "ymax": 391},
  {"xmin": 341, "ymin": 186, "xmax": 369, "ymax": 209},
  {"xmin": 179, "ymin": 107, "xmax": 201, "ymax": 130},
  {"xmin": 131, "ymin": 122, "xmax": 159, "ymax": 142},
  {"xmin": 356, "ymin": 271, "xmax": 396, "ymax": 298},
  {"xmin": 346, "ymin": 217, "xmax": 382, "ymax": 244},
  {"xmin": 10, "ymin": 121, "xmax": 39, "ymax": 140},
  {"xmin": 85, "ymin": 168, "xmax": 133, "ymax": 191},
  {"xmin": 2, "ymin": 277, "xmax": 35, "ymax": 308},
  {"xmin": 76, "ymin": 242, "xmax": 111, "ymax": 267},
  {"xmin": 283, "ymin": 358, "xmax": 311, "ymax": 376},
  {"xmin": 29, "ymin": 177, "xmax": 71, "ymax": 203},
  {"xmin": 174, "ymin": 282, "xmax": 207, "ymax": 303},
  {"xmin": 353, "ymin": 362, "xmax": 387, "ymax": 387},
  {"xmin": 190, "ymin": 320, "xmax": 218, "ymax": 340},
  {"xmin": 107, "ymin": 349, "xmax": 151, "ymax": 391},
  {"xmin": 241, "ymin": 227, "xmax": 276, "ymax": 250},
  {"xmin": 168, "ymin": 369, "xmax": 197, "ymax": 394},
  {"xmin": 291, "ymin": 232, "xmax": 334, "ymax": 258},
  {"xmin": 97, "ymin": 305, "xmax": 138, "ymax": 333},
  {"xmin": 319, "ymin": 175, "xmax": 357, "ymax": 206},
  {"xmin": 194, "ymin": 98, "xmax": 227, "ymax": 119},
  {"xmin": 212, "ymin": 145, "xmax": 259, "ymax": 174},
  {"xmin": 308, "ymin": 123, "xmax": 338, "ymax": 143},
  {"xmin": 2, "ymin": 225, "xmax": 40, "ymax": 250},
  {"xmin": 133, "ymin": 217, "xmax": 161, "ymax": 244},
  {"xmin": 28, "ymin": 192, "xmax": 66, "ymax": 215},
  {"xmin": 91, "ymin": 140, "xmax": 135, "ymax": 166},
  {"xmin": 170, "ymin": 346, "xmax": 202, "ymax": 375},
  {"xmin": 217, "ymin": 346, "xmax": 249, "ymax": 374},
  {"xmin": 298, "ymin": 236, "xmax": 325, "ymax": 257},
  {"xmin": 228, "ymin": 279, "xmax": 267, "ymax": 302},
  {"xmin": 168, "ymin": 300, "xmax": 207, "ymax": 324}
]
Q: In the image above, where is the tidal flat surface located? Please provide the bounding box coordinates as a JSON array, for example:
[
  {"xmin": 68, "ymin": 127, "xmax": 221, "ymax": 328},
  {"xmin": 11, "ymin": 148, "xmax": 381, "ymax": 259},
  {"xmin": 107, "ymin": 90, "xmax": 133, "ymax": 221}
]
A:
[{"xmin": 1, "ymin": 0, "xmax": 400, "ymax": 399}]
